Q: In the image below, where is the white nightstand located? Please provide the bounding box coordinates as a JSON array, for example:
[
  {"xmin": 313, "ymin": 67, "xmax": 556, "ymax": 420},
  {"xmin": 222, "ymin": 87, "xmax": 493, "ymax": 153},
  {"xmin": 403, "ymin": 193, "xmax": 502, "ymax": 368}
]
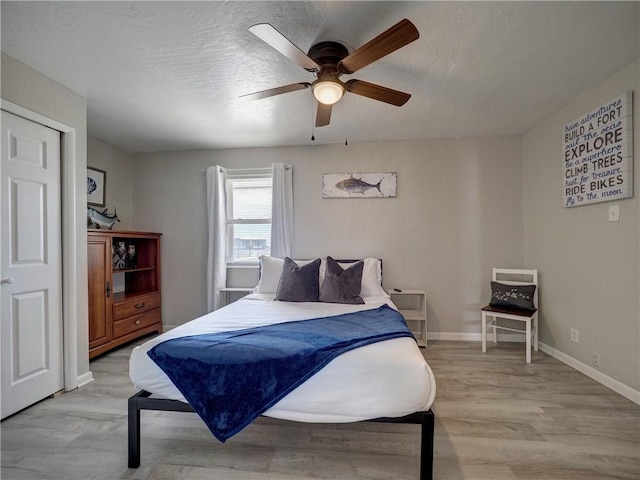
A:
[
  {"xmin": 219, "ymin": 287, "xmax": 253, "ymax": 307},
  {"xmin": 388, "ymin": 289, "xmax": 427, "ymax": 347}
]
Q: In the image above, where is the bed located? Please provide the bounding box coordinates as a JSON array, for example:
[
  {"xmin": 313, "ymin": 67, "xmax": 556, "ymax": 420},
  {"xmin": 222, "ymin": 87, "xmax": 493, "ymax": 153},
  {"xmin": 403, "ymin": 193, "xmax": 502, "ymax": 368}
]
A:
[{"xmin": 128, "ymin": 257, "xmax": 436, "ymax": 479}]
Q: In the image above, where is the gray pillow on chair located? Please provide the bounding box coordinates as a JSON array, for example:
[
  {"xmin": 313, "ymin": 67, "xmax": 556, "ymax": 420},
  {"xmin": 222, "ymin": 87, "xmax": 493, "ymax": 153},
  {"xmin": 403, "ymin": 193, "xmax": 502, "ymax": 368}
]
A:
[
  {"xmin": 489, "ymin": 281, "xmax": 536, "ymax": 311},
  {"xmin": 276, "ymin": 257, "xmax": 321, "ymax": 302},
  {"xmin": 319, "ymin": 257, "xmax": 365, "ymax": 304}
]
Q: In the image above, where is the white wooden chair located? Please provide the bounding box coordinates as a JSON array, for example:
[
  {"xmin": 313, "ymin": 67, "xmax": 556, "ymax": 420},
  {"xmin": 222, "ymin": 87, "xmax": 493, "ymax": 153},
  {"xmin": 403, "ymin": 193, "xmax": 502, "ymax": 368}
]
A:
[{"xmin": 481, "ymin": 268, "xmax": 538, "ymax": 363}]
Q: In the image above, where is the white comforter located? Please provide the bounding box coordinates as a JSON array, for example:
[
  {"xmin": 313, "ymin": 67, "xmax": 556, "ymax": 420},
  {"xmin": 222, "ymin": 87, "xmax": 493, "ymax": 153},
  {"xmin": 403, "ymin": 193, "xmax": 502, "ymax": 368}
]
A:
[{"xmin": 129, "ymin": 294, "xmax": 436, "ymax": 423}]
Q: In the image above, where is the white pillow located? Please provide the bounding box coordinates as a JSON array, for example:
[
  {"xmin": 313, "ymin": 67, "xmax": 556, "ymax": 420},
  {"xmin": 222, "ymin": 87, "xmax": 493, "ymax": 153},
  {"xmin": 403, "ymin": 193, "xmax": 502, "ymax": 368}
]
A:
[
  {"xmin": 360, "ymin": 257, "xmax": 387, "ymax": 297},
  {"xmin": 253, "ymin": 256, "xmax": 317, "ymax": 294},
  {"xmin": 319, "ymin": 257, "xmax": 387, "ymax": 298}
]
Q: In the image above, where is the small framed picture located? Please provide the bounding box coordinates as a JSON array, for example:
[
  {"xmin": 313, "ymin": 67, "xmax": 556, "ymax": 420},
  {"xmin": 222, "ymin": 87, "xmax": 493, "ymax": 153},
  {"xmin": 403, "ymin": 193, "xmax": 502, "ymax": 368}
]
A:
[{"xmin": 87, "ymin": 166, "xmax": 106, "ymax": 207}]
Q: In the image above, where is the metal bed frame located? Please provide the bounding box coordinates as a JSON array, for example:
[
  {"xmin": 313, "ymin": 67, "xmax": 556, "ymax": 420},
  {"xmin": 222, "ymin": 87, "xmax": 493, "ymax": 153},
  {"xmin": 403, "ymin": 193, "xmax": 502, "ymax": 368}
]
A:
[
  {"xmin": 128, "ymin": 390, "xmax": 434, "ymax": 480},
  {"xmin": 128, "ymin": 258, "xmax": 434, "ymax": 477}
]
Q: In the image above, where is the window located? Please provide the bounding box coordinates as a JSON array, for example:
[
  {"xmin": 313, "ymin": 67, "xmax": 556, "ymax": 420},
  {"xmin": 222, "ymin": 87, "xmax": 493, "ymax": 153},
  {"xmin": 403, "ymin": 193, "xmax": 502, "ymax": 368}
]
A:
[{"xmin": 226, "ymin": 170, "xmax": 272, "ymax": 263}]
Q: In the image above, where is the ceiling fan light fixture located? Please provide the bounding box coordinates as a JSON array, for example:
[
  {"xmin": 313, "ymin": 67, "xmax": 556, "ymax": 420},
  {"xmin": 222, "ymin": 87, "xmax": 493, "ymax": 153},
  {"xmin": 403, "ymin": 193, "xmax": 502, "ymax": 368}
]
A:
[{"xmin": 313, "ymin": 80, "xmax": 344, "ymax": 105}]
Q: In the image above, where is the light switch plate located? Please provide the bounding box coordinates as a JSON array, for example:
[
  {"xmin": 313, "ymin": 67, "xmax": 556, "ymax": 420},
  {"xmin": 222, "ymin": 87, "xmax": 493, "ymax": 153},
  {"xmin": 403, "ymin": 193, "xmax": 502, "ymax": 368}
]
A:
[{"xmin": 608, "ymin": 205, "xmax": 620, "ymax": 222}]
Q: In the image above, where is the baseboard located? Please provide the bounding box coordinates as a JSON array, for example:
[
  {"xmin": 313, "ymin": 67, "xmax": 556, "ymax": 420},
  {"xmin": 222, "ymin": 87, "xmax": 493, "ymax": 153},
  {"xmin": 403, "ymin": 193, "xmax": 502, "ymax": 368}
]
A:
[
  {"xmin": 426, "ymin": 332, "xmax": 640, "ymax": 406},
  {"xmin": 156, "ymin": 327, "xmax": 640, "ymax": 404},
  {"xmin": 428, "ymin": 332, "xmax": 524, "ymax": 342},
  {"xmin": 76, "ymin": 371, "xmax": 94, "ymax": 388},
  {"xmin": 539, "ymin": 342, "xmax": 640, "ymax": 406}
]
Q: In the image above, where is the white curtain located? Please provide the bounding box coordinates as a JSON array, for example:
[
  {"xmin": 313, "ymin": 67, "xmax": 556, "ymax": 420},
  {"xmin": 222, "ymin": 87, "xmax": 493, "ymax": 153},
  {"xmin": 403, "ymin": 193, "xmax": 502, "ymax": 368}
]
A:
[
  {"xmin": 206, "ymin": 165, "xmax": 227, "ymax": 312},
  {"xmin": 271, "ymin": 163, "xmax": 294, "ymax": 258}
]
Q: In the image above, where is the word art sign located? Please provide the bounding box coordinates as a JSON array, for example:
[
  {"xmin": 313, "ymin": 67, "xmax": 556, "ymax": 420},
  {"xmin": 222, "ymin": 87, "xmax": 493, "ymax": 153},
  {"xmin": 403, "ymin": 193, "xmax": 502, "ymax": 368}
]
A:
[{"xmin": 563, "ymin": 92, "xmax": 633, "ymax": 207}]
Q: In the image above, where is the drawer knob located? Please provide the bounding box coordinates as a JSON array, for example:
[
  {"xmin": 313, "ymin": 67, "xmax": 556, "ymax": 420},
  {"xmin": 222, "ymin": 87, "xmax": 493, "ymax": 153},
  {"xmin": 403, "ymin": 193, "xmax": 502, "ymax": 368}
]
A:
[
  {"xmin": 135, "ymin": 320, "xmax": 141, "ymax": 325},
  {"xmin": 134, "ymin": 303, "xmax": 145, "ymax": 309}
]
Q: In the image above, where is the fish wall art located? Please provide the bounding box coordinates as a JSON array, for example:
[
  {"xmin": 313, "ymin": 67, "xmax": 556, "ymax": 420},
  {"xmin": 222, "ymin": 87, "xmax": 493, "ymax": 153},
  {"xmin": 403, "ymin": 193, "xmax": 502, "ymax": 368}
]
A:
[{"xmin": 322, "ymin": 172, "xmax": 397, "ymax": 198}]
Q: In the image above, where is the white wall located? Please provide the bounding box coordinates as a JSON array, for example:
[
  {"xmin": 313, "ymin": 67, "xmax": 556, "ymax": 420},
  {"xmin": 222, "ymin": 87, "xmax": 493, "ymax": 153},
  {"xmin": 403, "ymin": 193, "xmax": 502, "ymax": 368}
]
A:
[
  {"xmin": 87, "ymin": 137, "xmax": 134, "ymax": 229},
  {"xmin": 133, "ymin": 137, "xmax": 524, "ymax": 334},
  {"xmin": 522, "ymin": 59, "xmax": 639, "ymax": 391}
]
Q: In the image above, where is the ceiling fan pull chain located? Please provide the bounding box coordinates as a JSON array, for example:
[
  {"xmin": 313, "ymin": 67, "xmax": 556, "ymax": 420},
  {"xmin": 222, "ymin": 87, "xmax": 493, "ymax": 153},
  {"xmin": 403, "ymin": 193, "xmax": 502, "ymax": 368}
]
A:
[
  {"xmin": 344, "ymin": 94, "xmax": 348, "ymax": 146},
  {"xmin": 311, "ymin": 91, "xmax": 315, "ymax": 141}
]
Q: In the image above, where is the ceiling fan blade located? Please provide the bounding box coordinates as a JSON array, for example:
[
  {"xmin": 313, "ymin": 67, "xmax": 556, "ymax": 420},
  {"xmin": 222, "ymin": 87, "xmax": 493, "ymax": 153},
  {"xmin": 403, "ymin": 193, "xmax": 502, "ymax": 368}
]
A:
[
  {"xmin": 249, "ymin": 23, "xmax": 320, "ymax": 72},
  {"xmin": 316, "ymin": 102, "xmax": 332, "ymax": 127},
  {"xmin": 346, "ymin": 79, "xmax": 411, "ymax": 106},
  {"xmin": 240, "ymin": 82, "xmax": 311, "ymax": 100},
  {"xmin": 338, "ymin": 19, "xmax": 419, "ymax": 74}
]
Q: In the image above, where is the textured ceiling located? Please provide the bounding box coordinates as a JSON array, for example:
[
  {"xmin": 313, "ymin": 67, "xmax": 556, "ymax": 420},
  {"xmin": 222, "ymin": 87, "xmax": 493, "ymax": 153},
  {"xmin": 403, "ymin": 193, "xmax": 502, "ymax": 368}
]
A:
[{"xmin": 2, "ymin": 1, "xmax": 639, "ymax": 153}]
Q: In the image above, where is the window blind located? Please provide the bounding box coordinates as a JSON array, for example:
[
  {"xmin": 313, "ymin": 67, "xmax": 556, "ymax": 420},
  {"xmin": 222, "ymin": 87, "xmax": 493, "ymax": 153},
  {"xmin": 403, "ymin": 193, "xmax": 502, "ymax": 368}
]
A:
[{"xmin": 226, "ymin": 171, "xmax": 273, "ymax": 263}]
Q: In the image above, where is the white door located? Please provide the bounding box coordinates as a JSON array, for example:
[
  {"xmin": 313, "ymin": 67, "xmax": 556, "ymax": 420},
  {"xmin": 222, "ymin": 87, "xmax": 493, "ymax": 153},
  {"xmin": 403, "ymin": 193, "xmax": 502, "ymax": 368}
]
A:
[{"xmin": 1, "ymin": 110, "xmax": 63, "ymax": 419}]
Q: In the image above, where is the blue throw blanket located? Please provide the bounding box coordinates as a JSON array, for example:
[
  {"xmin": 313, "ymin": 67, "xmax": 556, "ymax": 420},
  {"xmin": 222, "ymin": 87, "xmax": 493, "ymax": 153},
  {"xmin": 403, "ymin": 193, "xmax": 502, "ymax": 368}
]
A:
[{"xmin": 148, "ymin": 304, "xmax": 414, "ymax": 442}]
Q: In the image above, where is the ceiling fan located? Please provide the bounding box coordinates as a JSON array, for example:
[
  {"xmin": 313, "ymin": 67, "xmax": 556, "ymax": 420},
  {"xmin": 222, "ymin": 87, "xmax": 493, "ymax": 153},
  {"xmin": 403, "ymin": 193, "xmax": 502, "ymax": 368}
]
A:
[{"xmin": 241, "ymin": 19, "xmax": 419, "ymax": 127}]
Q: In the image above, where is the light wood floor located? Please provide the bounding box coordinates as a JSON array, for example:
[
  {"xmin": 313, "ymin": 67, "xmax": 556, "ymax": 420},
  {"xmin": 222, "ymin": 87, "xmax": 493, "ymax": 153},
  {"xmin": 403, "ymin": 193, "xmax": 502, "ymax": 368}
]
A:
[{"xmin": 1, "ymin": 339, "xmax": 638, "ymax": 480}]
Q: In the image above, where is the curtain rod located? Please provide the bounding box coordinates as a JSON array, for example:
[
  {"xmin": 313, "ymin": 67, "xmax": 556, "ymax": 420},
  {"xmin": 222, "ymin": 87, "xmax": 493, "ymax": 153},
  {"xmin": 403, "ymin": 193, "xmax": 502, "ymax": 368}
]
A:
[{"xmin": 200, "ymin": 166, "xmax": 290, "ymax": 172}]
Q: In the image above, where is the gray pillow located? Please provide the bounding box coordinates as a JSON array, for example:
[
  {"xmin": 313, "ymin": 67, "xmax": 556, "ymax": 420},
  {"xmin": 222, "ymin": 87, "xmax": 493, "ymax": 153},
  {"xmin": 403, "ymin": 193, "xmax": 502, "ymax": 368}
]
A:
[
  {"xmin": 320, "ymin": 257, "xmax": 365, "ymax": 304},
  {"xmin": 276, "ymin": 257, "xmax": 321, "ymax": 302},
  {"xmin": 489, "ymin": 281, "xmax": 536, "ymax": 311}
]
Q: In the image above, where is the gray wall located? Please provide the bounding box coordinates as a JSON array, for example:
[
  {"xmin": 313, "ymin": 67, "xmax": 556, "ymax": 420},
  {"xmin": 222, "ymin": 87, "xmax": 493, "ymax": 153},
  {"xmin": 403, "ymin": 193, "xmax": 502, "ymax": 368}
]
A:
[
  {"xmin": 1, "ymin": 53, "xmax": 90, "ymax": 384},
  {"xmin": 5, "ymin": 47, "xmax": 638, "ymax": 399},
  {"xmin": 522, "ymin": 59, "xmax": 640, "ymax": 391},
  {"xmin": 87, "ymin": 137, "xmax": 134, "ymax": 229},
  {"xmin": 132, "ymin": 59, "xmax": 640, "ymax": 396},
  {"xmin": 133, "ymin": 136, "xmax": 524, "ymax": 336}
]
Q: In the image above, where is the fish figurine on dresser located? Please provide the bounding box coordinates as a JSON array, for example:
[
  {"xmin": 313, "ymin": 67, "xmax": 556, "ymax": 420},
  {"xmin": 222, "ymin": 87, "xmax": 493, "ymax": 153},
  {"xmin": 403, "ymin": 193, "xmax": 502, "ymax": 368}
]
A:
[{"xmin": 87, "ymin": 206, "xmax": 120, "ymax": 229}]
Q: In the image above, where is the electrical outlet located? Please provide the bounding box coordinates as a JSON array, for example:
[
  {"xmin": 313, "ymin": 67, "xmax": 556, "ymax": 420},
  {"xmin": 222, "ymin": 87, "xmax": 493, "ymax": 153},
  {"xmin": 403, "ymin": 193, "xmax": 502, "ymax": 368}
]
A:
[
  {"xmin": 570, "ymin": 328, "xmax": 579, "ymax": 343},
  {"xmin": 592, "ymin": 351, "xmax": 601, "ymax": 369}
]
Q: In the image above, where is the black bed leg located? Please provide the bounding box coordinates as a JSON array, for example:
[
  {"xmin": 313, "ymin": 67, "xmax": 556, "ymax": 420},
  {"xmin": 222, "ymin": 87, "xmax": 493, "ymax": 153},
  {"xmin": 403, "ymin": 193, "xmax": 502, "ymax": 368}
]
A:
[
  {"xmin": 420, "ymin": 410, "xmax": 435, "ymax": 480},
  {"xmin": 128, "ymin": 393, "xmax": 141, "ymax": 468}
]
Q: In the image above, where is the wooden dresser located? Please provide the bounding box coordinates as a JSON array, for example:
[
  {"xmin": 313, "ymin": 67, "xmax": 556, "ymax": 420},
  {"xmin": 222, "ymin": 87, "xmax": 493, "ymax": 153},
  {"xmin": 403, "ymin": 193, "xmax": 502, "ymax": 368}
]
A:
[{"xmin": 88, "ymin": 230, "xmax": 162, "ymax": 359}]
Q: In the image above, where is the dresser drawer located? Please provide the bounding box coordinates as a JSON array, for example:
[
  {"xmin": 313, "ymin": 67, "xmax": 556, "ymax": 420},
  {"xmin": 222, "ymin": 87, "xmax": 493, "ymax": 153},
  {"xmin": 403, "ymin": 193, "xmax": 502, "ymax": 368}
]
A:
[
  {"xmin": 113, "ymin": 292, "xmax": 160, "ymax": 320},
  {"xmin": 113, "ymin": 308, "xmax": 161, "ymax": 338}
]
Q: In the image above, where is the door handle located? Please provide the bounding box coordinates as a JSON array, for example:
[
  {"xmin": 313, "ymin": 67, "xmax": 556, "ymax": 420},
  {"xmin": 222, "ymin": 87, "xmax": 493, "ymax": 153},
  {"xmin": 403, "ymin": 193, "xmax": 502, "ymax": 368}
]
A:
[
  {"xmin": 1, "ymin": 277, "xmax": 14, "ymax": 285},
  {"xmin": 106, "ymin": 281, "xmax": 111, "ymax": 298}
]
